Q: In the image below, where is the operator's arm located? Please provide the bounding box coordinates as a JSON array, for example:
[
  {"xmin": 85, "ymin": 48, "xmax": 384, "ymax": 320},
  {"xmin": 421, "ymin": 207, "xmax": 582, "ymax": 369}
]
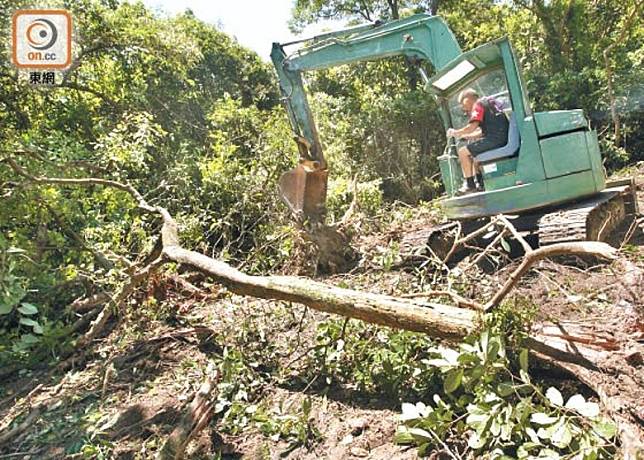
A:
[
  {"xmin": 460, "ymin": 126, "xmax": 482, "ymax": 140},
  {"xmin": 447, "ymin": 100, "xmax": 485, "ymax": 140},
  {"xmin": 447, "ymin": 122, "xmax": 480, "ymax": 139}
]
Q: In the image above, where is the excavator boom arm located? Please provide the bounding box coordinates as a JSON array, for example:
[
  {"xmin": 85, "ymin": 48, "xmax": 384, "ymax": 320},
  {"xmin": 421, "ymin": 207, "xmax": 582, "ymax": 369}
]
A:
[{"xmin": 270, "ymin": 14, "xmax": 462, "ymax": 221}]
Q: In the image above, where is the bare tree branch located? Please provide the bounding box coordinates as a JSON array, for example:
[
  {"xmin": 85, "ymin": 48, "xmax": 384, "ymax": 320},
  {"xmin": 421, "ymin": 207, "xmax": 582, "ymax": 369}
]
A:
[
  {"xmin": 484, "ymin": 242, "xmax": 617, "ymax": 310},
  {"xmin": 496, "ymin": 215, "xmax": 533, "ymax": 254},
  {"xmin": 5, "ymin": 157, "xmax": 155, "ymax": 213},
  {"xmin": 156, "ymin": 372, "xmax": 219, "ymax": 460}
]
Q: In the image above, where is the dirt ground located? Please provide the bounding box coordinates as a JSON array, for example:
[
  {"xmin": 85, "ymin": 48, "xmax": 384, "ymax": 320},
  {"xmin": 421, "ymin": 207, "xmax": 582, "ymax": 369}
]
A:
[{"xmin": 0, "ymin": 164, "xmax": 642, "ymax": 459}]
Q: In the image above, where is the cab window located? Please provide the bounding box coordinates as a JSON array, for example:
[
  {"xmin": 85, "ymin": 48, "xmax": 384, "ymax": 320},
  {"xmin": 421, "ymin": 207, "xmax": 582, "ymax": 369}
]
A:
[{"xmin": 447, "ymin": 69, "xmax": 511, "ymax": 129}]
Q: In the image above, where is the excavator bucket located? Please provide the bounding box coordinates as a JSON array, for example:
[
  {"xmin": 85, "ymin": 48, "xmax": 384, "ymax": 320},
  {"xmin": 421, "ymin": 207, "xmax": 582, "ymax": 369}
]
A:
[{"xmin": 278, "ymin": 161, "xmax": 328, "ymax": 222}]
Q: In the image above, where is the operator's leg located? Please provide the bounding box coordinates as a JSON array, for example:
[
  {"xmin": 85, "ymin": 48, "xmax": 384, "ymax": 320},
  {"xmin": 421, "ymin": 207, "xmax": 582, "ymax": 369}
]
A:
[
  {"xmin": 457, "ymin": 146, "xmax": 476, "ymax": 193},
  {"xmin": 473, "ymin": 159, "xmax": 484, "ymax": 191},
  {"xmin": 458, "ymin": 146, "xmax": 475, "ymax": 177},
  {"xmin": 462, "ymin": 136, "xmax": 498, "ymax": 193}
]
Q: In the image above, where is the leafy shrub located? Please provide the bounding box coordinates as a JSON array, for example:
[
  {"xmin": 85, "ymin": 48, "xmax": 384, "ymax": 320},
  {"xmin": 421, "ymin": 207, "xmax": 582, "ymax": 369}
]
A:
[
  {"xmin": 396, "ymin": 331, "xmax": 617, "ymax": 459},
  {"xmin": 303, "ymin": 319, "xmax": 441, "ymax": 398},
  {"xmin": 326, "ymin": 177, "xmax": 384, "ymax": 223}
]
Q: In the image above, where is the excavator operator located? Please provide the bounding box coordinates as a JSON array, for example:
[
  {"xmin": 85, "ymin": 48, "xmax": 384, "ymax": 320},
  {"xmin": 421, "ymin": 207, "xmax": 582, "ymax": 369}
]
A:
[{"xmin": 447, "ymin": 88, "xmax": 509, "ymax": 195}]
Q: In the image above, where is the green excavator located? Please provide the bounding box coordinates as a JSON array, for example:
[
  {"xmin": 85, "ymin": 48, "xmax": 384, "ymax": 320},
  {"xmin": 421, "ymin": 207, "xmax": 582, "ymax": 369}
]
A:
[{"xmin": 271, "ymin": 14, "xmax": 638, "ymax": 246}]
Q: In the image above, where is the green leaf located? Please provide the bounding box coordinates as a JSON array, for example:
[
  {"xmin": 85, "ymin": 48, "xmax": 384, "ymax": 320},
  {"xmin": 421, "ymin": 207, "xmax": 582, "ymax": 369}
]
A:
[
  {"xmin": 483, "ymin": 230, "xmax": 497, "ymax": 240},
  {"xmin": 19, "ymin": 317, "xmax": 43, "ymax": 334},
  {"xmin": 393, "ymin": 426, "xmax": 414, "ymax": 445},
  {"xmin": 302, "ymin": 396, "xmax": 312, "ymax": 416},
  {"xmin": 400, "ymin": 402, "xmax": 420, "ymax": 421},
  {"xmin": 583, "ymin": 449, "xmax": 598, "ymax": 460},
  {"xmin": 536, "ymin": 427, "xmax": 552, "ymax": 439},
  {"xmin": 564, "ymin": 394, "xmax": 585, "ymax": 409},
  {"xmin": 500, "ymin": 416, "xmax": 513, "ymax": 441},
  {"xmin": 525, "ymin": 427, "xmax": 541, "ymax": 444},
  {"xmin": 443, "ymin": 368, "xmax": 463, "ymax": 394},
  {"xmin": 518, "ymin": 442, "xmax": 541, "ymax": 459},
  {"xmin": 468, "ymin": 431, "xmax": 486, "ymax": 449},
  {"xmin": 579, "ymin": 402, "xmax": 600, "ymax": 418},
  {"xmin": 551, "ymin": 421, "xmax": 572, "ymax": 448},
  {"xmin": 417, "ymin": 442, "xmax": 432, "ymax": 457},
  {"xmin": 497, "ymin": 382, "xmax": 514, "ymax": 397},
  {"xmin": 20, "ymin": 333, "xmax": 40, "ymax": 344},
  {"xmin": 530, "ymin": 412, "xmax": 558, "ymax": 425},
  {"xmin": 592, "ymin": 419, "xmax": 617, "ymax": 440},
  {"xmin": 519, "ymin": 349, "xmax": 529, "ymax": 373},
  {"xmin": 460, "ymin": 343, "xmax": 478, "ymax": 353},
  {"xmin": 537, "ymin": 448, "xmax": 561, "ymax": 459},
  {"xmin": 479, "ymin": 330, "xmax": 489, "ymax": 353},
  {"xmin": 382, "ymin": 358, "xmax": 394, "ymax": 375},
  {"xmin": 18, "ymin": 303, "xmax": 38, "ymax": 315},
  {"xmin": 522, "ymin": 441, "xmax": 541, "ymax": 450},
  {"xmin": 565, "ymin": 394, "xmax": 600, "ymax": 417},
  {"xmin": 457, "ymin": 352, "xmax": 480, "ymax": 366},
  {"xmin": 519, "ymin": 369, "xmax": 531, "ymax": 384},
  {"xmin": 407, "ymin": 427, "xmax": 433, "ymax": 443},
  {"xmin": 545, "ymin": 387, "xmax": 564, "ymax": 407},
  {"xmin": 490, "ymin": 418, "xmax": 501, "ymax": 436},
  {"xmin": 501, "ymin": 237, "xmax": 511, "ymax": 252},
  {"xmin": 19, "ymin": 317, "xmax": 38, "ymax": 327},
  {"xmin": 486, "ymin": 339, "xmax": 501, "ymax": 362},
  {"xmin": 0, "ymin": 303, "xmax": 13, "ymax": 315},
  {"xmin": 465, "ymin": 412, "xmax": 489, "ymax": 427}
]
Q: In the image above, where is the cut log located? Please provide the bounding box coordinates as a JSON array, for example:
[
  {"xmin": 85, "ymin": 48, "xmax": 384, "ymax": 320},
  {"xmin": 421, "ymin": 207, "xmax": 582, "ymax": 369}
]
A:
[{"xmin": 164, "ymin": 244, "xmax": 475, "ymax": 340}]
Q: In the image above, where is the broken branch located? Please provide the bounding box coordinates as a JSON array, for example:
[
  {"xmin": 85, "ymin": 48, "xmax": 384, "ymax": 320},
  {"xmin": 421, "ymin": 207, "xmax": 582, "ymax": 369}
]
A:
[
  {"xmin": 156, "ymin": 372, "xmax": 219, "ymax": 460},
  {"xmin": 485, "ymin": 242, "xmax": 617, "ymax": 310}
]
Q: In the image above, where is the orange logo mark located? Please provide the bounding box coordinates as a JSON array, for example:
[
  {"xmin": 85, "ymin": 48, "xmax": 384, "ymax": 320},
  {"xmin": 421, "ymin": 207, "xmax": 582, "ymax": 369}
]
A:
[{"xmin": 12, "ymin": 9, "xmax": 72, "ymax": 69}]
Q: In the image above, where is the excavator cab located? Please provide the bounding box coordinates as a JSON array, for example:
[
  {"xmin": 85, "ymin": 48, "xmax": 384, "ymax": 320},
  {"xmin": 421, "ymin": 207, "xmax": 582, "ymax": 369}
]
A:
[
  {"xmin": 427, "ymin": 38, "xmax": 608, "ymax": 219},
  {"xmin": 436, "ymin": 64, "xmax": 516, "ymax": 197},
  {"xmin": 433, "ymin": 41, "xmax": 526, "ymax": 198}
]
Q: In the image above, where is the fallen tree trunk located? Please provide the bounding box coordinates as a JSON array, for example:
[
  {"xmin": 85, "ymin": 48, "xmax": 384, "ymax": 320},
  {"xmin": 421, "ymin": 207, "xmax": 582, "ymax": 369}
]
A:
[
  {"xmin": 164, "ymin": 243, "xmax": 476, "ymax": 340},
  {"xmin": 7, "ymin": 157, "xmax": 618, "ymax": 343}
]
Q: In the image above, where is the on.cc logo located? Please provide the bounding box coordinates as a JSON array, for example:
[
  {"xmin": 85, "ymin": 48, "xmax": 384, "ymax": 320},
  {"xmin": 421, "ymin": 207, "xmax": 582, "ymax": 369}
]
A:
[{"xmin": 12, "ymin": 9, "xmax": 72, "ymax": 69}]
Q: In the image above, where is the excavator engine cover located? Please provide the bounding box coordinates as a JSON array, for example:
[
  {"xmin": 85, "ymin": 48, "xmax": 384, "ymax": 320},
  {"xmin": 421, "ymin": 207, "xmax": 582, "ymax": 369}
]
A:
[{"xmin": 278, "ymin": 161, "xmax": 328, "ymax": 222}]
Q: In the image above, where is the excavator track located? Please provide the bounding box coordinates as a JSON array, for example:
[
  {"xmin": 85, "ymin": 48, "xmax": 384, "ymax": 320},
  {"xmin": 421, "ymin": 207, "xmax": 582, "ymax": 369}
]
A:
[
  {"xmin": 399, "ymin": 179, "xmax": 638, "ymax": 264},
  {"xmin": 538, "ymin": 180, "xmax": 638, "ymax": 244}
]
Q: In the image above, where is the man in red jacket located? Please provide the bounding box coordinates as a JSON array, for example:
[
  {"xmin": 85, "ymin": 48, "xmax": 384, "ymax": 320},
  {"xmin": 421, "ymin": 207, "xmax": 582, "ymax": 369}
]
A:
[{"xmin": 447, "ymin": 88, "xmax": 509, "ymax": 195}]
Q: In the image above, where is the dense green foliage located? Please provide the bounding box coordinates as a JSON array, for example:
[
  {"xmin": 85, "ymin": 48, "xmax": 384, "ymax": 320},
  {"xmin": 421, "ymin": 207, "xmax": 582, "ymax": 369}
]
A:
[
  {"xmin": 1, "ymin": 0, "xmax": 294, "ymax": 363},
  {"xmin": 0, "ymin": 0, "xmax": 641, "ymax": 455},
  {"xmin": 396, "ymin": 331, "xmax": 617, "ymax": 459}
]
